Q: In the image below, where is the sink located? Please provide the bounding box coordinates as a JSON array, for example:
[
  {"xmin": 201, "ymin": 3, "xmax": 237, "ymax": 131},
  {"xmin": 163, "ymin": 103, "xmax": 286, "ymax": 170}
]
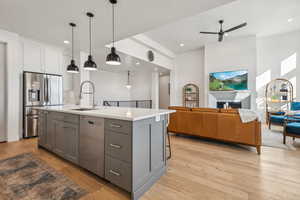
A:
[{"xmin": 71, "ymin": 108, "xmax": 97, "ymax": 111}]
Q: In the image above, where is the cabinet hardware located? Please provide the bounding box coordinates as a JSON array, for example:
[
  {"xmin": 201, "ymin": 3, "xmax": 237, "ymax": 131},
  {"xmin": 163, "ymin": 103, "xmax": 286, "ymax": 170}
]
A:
[
  {"xmin": 110, "ymin": 144, "xmax": 121, "ymax": 149},
  {"xmin": 88, "ymin": 121, "xmax": 94, "ymax": 125},
  {"xmin": 109, "ymin": 170, "xmax": 120, "ymax": 176},
  {"xmin": 110, "ymin": 123, "xmax": 122, "ymax": 128}
]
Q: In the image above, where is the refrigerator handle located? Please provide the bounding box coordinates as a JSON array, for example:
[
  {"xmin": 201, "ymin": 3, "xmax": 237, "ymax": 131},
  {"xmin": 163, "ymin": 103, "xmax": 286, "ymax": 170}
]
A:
[{"xmin": 45, "ymin": 76, "xmax": 49, "ymax": 104}]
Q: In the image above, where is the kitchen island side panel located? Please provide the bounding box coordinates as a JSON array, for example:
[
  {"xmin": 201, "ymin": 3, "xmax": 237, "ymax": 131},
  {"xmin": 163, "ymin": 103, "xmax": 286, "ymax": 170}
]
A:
[{"xmin": 132, "ymin": 115, "xmax": 167, "ymax": 199}]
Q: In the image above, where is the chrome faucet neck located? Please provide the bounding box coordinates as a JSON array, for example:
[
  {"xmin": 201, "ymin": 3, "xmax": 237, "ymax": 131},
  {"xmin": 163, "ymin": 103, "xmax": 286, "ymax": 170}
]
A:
[{"xmin": 79, "ymin": 81, "xmax": 96, "ymax": 107}]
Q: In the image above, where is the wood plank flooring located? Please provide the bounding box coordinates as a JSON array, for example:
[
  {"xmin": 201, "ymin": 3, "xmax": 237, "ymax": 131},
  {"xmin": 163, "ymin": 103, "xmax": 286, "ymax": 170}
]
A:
[{"xmin": 0, "ymin": 135, "xmax": 300, "ymax": 200}]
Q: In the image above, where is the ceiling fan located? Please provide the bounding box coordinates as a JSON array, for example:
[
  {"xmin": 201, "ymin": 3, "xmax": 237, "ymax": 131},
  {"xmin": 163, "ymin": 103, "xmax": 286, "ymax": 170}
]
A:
[{"xmin": 200, "ymin": 20, "xmax": 247, "ymax": 42}]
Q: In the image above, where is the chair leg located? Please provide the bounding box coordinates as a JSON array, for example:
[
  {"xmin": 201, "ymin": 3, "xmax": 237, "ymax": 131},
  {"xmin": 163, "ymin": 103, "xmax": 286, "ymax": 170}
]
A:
[
  {"xmin": 283, "ymin": 134, "xmax": 286, "ymax": 144},
  {"xmin": 293, "ymin": 137, "xmax": 296, "ymax": 141},
  {"xmin": 256, "ymin": 146, "xmax": 261, "ymax": 155},
  {"xmin": 166, "ymin": 131, "xmax": 172, "ymax": 160},
  {"xmin": 268, "ymin": 122, "xmax": 271, "ymax": 130}
]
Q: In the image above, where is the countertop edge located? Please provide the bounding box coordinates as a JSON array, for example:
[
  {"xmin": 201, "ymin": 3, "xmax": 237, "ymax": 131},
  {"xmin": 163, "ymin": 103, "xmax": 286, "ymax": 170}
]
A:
[{"xmin": 33, "ymin": 107, "xmax": 176, "ymax": 121}]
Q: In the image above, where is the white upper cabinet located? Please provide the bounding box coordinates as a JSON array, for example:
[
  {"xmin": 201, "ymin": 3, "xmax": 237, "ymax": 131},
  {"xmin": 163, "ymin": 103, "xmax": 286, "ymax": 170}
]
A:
[
  {"xmin": 22, "ymin": 38, "xmax": 63, "ymax": 75},
  {"xmin": 23, "ymin": 39, "xmax": 43, "ymax": 73},
  {"xmin": 44, "ymin": 46, "xmax": 63, "ymax": 75}
]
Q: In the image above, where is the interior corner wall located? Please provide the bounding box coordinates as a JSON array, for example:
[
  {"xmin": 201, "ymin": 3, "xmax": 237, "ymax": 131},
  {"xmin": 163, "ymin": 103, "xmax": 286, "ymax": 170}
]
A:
[
  {"xmin": 204, "ymin": 36, "xmax": 257, "ymax": 109},
  {"xmin": 130, "ymin": 70, "xmax": 152, "ymax": 100},
  {"xmin": 172, "ymin": 48, "xmax": 205, "ymax": 106},
  {"xmin": 256, "ymin": 30, "xmax": 300, "ymax": 118}
]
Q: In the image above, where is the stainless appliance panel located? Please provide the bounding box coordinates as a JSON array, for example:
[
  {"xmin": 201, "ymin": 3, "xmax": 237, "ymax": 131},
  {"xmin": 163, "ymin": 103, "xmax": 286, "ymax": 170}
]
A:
[
  {"xmin": 24, "ymin": 72, "xmax": 45, "ymax": 106},
  {"xmin": 45, "ymin": 74, "xmax": 63, "ymax": 106},
  {"xmin": 24, "ymin": 113, "xmax": 39, "ymax": 137}
]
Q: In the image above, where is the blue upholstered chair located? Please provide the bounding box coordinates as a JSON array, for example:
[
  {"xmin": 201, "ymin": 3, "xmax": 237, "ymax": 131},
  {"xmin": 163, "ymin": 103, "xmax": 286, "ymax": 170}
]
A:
[
  {"xmin": 269, "ymin": 101, "xmax": 300, "ymax": 129},
  {"xmin": 283, "ymin": 115, "xmax": 300, "ymax": 144},
  {"xmin": 291, "ymin": 101, "xmax": 300, "ymax": 111}
]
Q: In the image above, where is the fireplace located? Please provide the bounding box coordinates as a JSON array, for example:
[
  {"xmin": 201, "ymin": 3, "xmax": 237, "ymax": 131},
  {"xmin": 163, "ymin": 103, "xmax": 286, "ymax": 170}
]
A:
[
  {"xmin": 217, "ymin": 101, "xmax": 242, "ymax": 109},
  {"xmin": 208, "ymin": 90, "xmax": 251, "ymax": 109}
]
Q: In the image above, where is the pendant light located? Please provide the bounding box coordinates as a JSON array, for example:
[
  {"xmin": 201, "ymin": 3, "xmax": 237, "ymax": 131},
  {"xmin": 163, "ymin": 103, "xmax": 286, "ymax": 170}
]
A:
[
  {"xmin": 125, "ymin": 71, "xmax": 131, "ymax": 89},
  {"xmin": 106, "ymin": 0, "xmax": 121, "ymax": 65},
  {"xmin": 84, "ymin": 12, "xmax": 98, "ymax": 71},
  {"xmin": 67, "ymin": 23, "xmax": 79, "ymax": 73}
]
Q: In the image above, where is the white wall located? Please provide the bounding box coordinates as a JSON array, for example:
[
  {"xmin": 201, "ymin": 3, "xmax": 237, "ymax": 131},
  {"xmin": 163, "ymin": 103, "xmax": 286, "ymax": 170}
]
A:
[
  {"xmin": 159, "ymin": 75, "xmax": 170, "ymax": 109},
  {"xmin": 204, "ymin": 36, "xmax": 257, "ymax": 109},
  {"xmin": 90, "ymin": 69, "xmax": 153, "ymax": 106},
  {"xmin": 256, "ymin": 30, "xmax": 300, "ymax": 116},
  {"xmin": 0, "ymin": 43, "xmax": 6, "ymax": 142},
  {"xmin": 0, "ymin": 29, "xmax": 22, "ymax": 142},
  {"xmin": 172, "ymin": 48, "xmax": 205, "ymax": 106},
  {"xmin": 130, "ymin": 70, "xmax": 152, "ymax": 100}
]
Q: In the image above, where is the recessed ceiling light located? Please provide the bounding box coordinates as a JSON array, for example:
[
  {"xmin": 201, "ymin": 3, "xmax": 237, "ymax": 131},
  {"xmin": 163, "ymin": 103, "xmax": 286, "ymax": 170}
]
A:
[
  {"xmin": 288, "ymin": 18, "xmax": 294, "ymax": 23},
  {"xmin": 136, "ymin": 62, "xmax": 140, "ymax": 65},
  {"xmin": 63, "ymin": 40, "xmax": 70, "ymax": 44},
  {"xmin": 180, "ymin": 43, "xmax": 185, "ymax": 47},
  {"xmin": 224, "ymin": 33, "xmax": 229, "ymax": 37}
]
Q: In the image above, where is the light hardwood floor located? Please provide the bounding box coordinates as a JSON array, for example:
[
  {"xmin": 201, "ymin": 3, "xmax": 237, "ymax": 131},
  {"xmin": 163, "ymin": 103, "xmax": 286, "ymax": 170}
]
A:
[{"xmin": 1, "ymin": 136, "xmax": 300, "ymax": 200}]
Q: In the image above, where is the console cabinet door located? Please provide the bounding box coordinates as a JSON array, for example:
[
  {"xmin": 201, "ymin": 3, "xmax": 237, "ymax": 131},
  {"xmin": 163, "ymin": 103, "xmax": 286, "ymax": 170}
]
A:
[
  {"xmin": 63, "ymin": 122, "xmax": 79, "ymax": 164},
  {"xmin": 53, "ymin": 120, "xmax": 65, "ymax": 157}
]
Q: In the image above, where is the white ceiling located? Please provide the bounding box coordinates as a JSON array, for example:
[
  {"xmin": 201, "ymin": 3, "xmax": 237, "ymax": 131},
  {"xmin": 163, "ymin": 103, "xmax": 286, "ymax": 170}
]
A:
[
  {"xmin": 0, "ymin": 0, "xmax": 235, "ymax": 51},
  {"xmin": 144, "ymin": 0, "xmax": 300, "ymax": 54},
  {"xmin": 94, "ymin": 48, "xmax": 169, "ymax": 75}
]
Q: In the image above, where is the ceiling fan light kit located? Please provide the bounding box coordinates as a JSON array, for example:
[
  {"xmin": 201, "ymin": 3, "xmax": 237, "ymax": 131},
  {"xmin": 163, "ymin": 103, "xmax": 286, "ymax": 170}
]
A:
[{"xmin": 200, "ymin": 20, "xmax": 247, "ymax": 42}]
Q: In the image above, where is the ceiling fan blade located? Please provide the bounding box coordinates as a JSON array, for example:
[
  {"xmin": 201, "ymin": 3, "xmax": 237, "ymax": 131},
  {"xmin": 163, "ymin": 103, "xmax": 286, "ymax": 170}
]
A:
[
  {"xmin": 218, "ymin": 34, "xmax": 223, "ymax": 42},
  {"xmin": 199, "ymin": 31, "xmax": 219, "ymax": 34},
  {"xmin": 224, "ymin": 22, "xmax": 247, "ymax": 33}
]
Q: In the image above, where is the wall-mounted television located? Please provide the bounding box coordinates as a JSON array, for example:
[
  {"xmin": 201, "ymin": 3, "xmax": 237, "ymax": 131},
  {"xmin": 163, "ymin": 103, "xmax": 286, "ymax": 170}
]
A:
[{"xmin": 209, "ymin": 70, "xmax": 248, "ymax": 91}]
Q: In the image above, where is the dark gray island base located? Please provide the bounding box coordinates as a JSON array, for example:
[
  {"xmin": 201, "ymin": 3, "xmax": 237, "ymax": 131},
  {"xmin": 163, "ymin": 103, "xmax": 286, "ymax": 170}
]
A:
[{"xmin": 37, "ymin": 110, "xmax": 168, "ymax": 200}]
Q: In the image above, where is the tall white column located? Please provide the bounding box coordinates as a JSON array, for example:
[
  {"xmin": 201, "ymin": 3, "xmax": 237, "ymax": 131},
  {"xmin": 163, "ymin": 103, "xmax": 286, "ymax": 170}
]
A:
[{"xmin": 151, "ymin": 71, "xmax": 159, "ymax": 109}]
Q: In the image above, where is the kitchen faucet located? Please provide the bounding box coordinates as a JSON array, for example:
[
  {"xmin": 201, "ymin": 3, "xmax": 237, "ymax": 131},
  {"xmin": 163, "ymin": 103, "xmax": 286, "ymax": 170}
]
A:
[{"xmin": 79, "ymin": 80, "xmax": 96, "ymax": 108}]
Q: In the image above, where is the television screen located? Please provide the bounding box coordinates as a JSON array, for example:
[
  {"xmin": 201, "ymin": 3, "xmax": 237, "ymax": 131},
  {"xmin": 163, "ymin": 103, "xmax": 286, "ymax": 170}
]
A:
[{"xmin": 209, "ymin": 70, "xmax": 248, "ymax": 91}]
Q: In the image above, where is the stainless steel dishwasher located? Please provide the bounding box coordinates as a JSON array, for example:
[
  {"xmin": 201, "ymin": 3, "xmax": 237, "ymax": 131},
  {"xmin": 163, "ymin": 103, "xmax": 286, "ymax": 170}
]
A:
[{"xmin": 79, "ymin": 116, "xmax": 105, "ymax": 177}]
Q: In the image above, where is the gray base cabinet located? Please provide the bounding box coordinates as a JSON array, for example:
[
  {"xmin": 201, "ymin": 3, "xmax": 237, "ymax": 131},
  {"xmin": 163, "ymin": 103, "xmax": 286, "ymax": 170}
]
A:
[
  {"xmin": 79, "ymin": 116, "xmax": 105, "ymax": 177},
  {"xmin": 37, "ymin": 110, "xmax": 167, "ymax": 200},
  {"xmin": 105, "ymin": 116, "xmax": 167, "ymax": 200}
]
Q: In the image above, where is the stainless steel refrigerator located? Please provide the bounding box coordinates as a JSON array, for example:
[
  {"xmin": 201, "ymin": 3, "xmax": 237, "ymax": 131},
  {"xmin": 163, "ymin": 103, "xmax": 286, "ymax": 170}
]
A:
[{"xmin": 23, "ymin": 71, "xmax": 63, "ymax": 138}]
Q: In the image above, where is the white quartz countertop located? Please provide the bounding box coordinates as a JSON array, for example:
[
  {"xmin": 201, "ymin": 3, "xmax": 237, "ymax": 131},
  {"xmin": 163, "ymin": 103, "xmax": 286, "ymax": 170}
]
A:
[{"xmin": 34, "ymin": 105, "xmax": 175, "ymax": 121}]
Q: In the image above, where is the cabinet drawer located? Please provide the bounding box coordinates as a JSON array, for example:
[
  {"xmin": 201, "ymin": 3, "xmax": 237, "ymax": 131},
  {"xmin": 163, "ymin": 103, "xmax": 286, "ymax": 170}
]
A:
[
  {"xmin": 105, "ymin": 156, "xmax": 131, "ymax": 192},
  {"xmin": 49, "ymin": 112, "xmax": 79, "ymax": 124},
  {"xmin": 105, "ymin": 119, "xmax": 132, "ymax": 134},
  {"xmin": 63, "ymin": 113, "xmax": 79, "ymax": 124},
  {"xmin": 105, "ymin": 130, "xmax": 131, "ymax": 163}
]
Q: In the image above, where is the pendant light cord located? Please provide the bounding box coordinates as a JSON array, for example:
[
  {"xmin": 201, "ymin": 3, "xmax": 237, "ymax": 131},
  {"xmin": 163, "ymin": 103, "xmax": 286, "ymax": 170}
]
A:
[
  {"xmin": 89, "ymin": 16, "xmax": 92, "ymax": 55},
  {"xmin": 72, "ymin": 25, "xmax": 74, "ymax": 60},
  {"xmin": 112, "ymin": 3, "xmax": 115, "ymax": 47}
]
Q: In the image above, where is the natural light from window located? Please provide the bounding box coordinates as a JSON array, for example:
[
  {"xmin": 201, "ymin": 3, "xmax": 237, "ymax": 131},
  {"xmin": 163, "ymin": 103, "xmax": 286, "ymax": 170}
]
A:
[
  {"xmin": 281, "ymin": 53, "xmax": 297, "ymax": 76},
  {"xmin": 256, "ymin": 70, "xmax": 271, "ymax": 91}
]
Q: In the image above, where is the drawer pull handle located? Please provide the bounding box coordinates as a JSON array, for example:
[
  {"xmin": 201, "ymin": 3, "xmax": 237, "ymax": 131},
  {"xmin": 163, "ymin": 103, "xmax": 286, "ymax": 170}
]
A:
[
  {"xmin": 110, "ymin": 123, "xmax": 122, "ymax": 128},
  {"xmin": 109, "ymin": 170, "xmax": 120, "ymax": 176},
  {"xmin": 88, "ymin": 121, "xmax": 94, "ymax": 125},
  {"xmin": 110, "ymin": 144, "xmax": 121, "ymax": 149}
]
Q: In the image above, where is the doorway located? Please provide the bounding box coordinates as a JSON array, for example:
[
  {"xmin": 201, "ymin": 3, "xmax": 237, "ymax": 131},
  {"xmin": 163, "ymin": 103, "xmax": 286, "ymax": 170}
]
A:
[
  {"xmin": 0, "ymin": 42, "xmax": 6, "ymax": 142},
  {"xmin": 159, "ymin": 74, "xmax": 170, "ymax": 109}
]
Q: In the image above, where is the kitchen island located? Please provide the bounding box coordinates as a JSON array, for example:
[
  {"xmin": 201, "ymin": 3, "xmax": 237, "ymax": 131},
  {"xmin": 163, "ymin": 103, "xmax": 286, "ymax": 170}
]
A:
[{"xmin": 34, "ymin": 105, "xmax": 175, "ymax": 200}]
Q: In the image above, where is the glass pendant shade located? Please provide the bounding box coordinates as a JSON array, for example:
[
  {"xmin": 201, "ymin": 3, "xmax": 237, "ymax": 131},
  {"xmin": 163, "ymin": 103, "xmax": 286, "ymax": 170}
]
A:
[
  {"xmin": 106, "ymin": 47, "xmax": 121, "ymax": 65},
  {"xmin": 67, "ymin": 59, "xmax": 79, "ymax": 73},
  {"xmin": 84, "ymin": 55, "xmax": 97, "ymax": 71}
]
